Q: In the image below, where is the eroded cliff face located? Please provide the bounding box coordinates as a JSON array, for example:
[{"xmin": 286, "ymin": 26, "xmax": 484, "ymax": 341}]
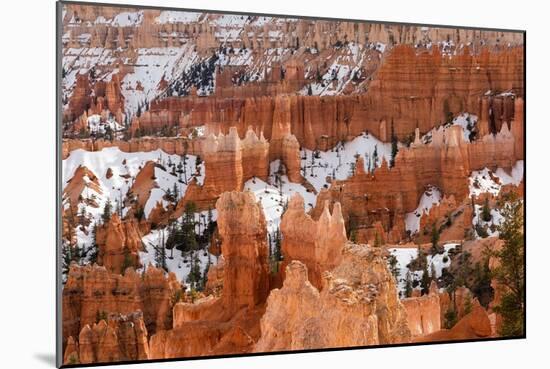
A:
[
  {"xmin": 62, "ymin": 263, "xmax": 182, "ymax": 350},
  {"xmin": 64, "ymin": 312, "xmax": 149, "ymax": 365},
  {"xmin": 255, "ymin": 244, "xmax": 411, "ymax": 351},
  {"xmin": 175, "ymin": 126, "xmax": 301, "ymax": 211},
  {"xmin": 402, "ymin": 282, "xmax": 441, "ymax": 337},
  {"xmin": 309, "ymin": 122, "xmax": 521, "ymax": 242},
  {"xmin": 149, "ymin": 191, "xmax": 270, "ymax": 358},
  {"xmin": 280, "ymin": 194, "xmax": 347, "ymax": 289},
  {"xmin": 414, "ymin": 302, "xmax": 492, "ymax": 342},
  {"xmin": 96, "ymin": 213, "xmax": 143, "ymax": 274}
]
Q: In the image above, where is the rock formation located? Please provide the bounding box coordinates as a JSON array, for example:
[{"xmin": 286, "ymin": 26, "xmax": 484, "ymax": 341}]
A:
[
  {"xmin": 62, "ymin": 263, "xmax": 182, "ymax": 347},
  {"xmin": 280, "ymin": 194, "xmax": 347, "ymax": 289},
  {"xmin": 255, "ymin": 244, "xmax": 411, "ymax": 351},
  {"xmin": 64, "ymin": 312, "xmax": 149, "ymax": 365},
  {"xmin": 96, "ymin": 213, "xmax": 143, "ymax": 274},
  {"xmin": 401, "ymin": 281, "xmax": 441, "ymax": 337},
  {"xmin": 149, "ymin": 191, "xmax": 270, "ymax": 358},
  {"xmin": 414, "ymin": 302, "xmax": 492, "ymax": 342}
]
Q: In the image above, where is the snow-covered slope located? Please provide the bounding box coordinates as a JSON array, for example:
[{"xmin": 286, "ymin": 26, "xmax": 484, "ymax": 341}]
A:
[
  {"xmin": 469, "ymin": 160, "xmax": 524, "ymax": 197},
  {"xmin": 404, "ymin": 186, "xmax": 442, "ymax": 235},
  {"xmin": 63, "ymin": 147, "xmax": 204, "ymax": 247},
  {"xmin": 389, "ymin": 243, "xmax": 458, "ymax": 296},
  {"xmin": 300, "ymin": 131, "xmax": 393, "ymax": 192}
]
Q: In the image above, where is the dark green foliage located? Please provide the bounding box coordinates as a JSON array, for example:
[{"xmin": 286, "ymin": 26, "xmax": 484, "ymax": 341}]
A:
[
  {"xmin": 121, "ymin": 249, "xmax": 133, "ymax": 273},
  {"xmin": 95, "ymin": 310, "xmax": 108, "ymax": 323},
  {"xmin": 390, "ymin": 120, "xmax": 399, "ymax": 168},
  {"xmin": 491, "ymin": 194, "xmax": 524, "ymax": 336},
  {"xmin": 134, "ymin": 205, "xmax": 145, "ymax": 221},
  {"xmin": 444, "ymin": 308, "xmax": 458, "ymax": 329},
  {"xmin": 388, "ymin": 254, "xmax": 400, "ymax": 281},
  {"xmin": 481, "ymin": 197, "xmax": 492, "ymax": 222},
  {"xmin": 102, "ymin": 199, "xmax": 113, "ymax": 223},
  {"xmin": 471, "ymin": 258, "xmax": 494, "ymax": 308}
]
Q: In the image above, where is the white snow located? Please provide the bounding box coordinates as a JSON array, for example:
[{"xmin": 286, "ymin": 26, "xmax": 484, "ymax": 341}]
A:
[
  {"xmin": 93, "ymin": 11, "xmax": 144, "ymax": 27},
  {"xmin": 244, "ymin": 160, "xmax": 315, "ymax": 235},
  {"xmin": 469, "ymin": 160, "xmax": 524, "ymax": 197},
  {"xmin": 86, "ymin": 114, "xmax": 125, "ymax": 137},
  {"xmin": 155, "ymin": 11, "xmax": 202, "ymax": 24},
  {"xmin": 427, "ymin": 243, "xmax": 458, "ymax": 278},
  {"xmin": 139, "ymin": 227, "xmax": 217, "ymax": 285},
  {"xmin": 301, "ymin": 131, "xmax": 393, "ymax": 193},
  {"xmin": 301, "ymin": 43, "xmax": 369, "ymax": 96},
  {"xmin": 63, "ymin": 147, "xmax": 204, "ymax": 247},
  {"xmin": 472, "ymin": 204, "xmax": 504, "ymax": 238},
  {"xmin": 404, "ymin": 186, "xmax": 442, "ymax": 235},
  {"xmin": 389, "ymin": 243, "xmax": 458, "ymax": 297},
  {"xmin": 121, "ymin": 46, "xmax": 199, "ymax": 117},
  {"xmin": 421, "ymin": 113, "xmax": 478, "ymax": 144}
]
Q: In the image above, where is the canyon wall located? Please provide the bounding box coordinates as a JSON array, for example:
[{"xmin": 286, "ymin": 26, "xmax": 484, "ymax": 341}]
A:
[
  {"xmin": 62, "ymin": 263, "xmax": 182, "ymax": 348},
  {"xmin": 64, "ymin": 312, "xmax": 149, "ymax": 365},
  {"xmin": 310, "ymin": 122, "xmax": 521, "ymax": 240}
]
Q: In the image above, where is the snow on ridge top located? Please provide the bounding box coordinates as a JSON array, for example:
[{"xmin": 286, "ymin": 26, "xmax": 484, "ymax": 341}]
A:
[
  {"xmin": 155, "ymin": 11, "xmax": 202, "ymax": 24},
  {"xmin": 404, "ymin": 186, "xmax": 442, "ymax": 235},
  {"xmin": 210, "ymin": 14, "xmax": 248, "ymax": 28},
  {"xmin": 469, "ymin": 160, "xmax": 524, "ymax": 197},
  {"xmin": 422, "ymin": 113, "xmax": 478, "ymax": 145},
  {"xmin": 94, "ymin": 11, "xmax": 144, "ymax": 27}
]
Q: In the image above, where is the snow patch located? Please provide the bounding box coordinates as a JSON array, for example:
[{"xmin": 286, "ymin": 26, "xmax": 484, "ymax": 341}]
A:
[{"xmin": 404, "ymin": 186, "xmax": 442, "ymax": 235}]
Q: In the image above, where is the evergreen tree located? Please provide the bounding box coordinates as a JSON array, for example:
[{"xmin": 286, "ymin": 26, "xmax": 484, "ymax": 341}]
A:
[
  {"xmin": 388, "ymin": 254, "xmax": 400, "ymax": 281},
  {"xmin": 154, "ymin": 229, "xmax": 168, "ymax": 272},
  {"xmin": 390, "ymin": 120, "xmax": 399, "ymax": 168},
  {"xmin": 444, "ymin": 308, "xmax": 458, "ymax": 329},
  {"xmin": 481, "ymin": 197, "xmax": 492, "ymax": 222},
  {"xmin": 86, "ymin": 223, "xmax": 99, "ymax": 264},
  {"xmin": 102, "ymin": 199, "xmax": 113, "ymax": 223},
  {"xmin": 491, "ymin": 194, "xmax": 524, "ymax": 336},
  {"xmin": 307, "ymin": 84, "xmax": 313, "ymax": 96}
]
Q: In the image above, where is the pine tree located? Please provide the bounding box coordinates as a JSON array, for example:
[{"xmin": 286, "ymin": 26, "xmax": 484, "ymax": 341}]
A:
[
  {"xmin": 492, "ymin": 194, "xmax": 524, "ymax": 336},
  {"xmin": 388, "ymin": 254, "xmax": 400, "ymax": 281},
  {"xmin": 390, "ymin": 119, "xmax": 399, "ymax": 168},
  {"xmin": 154, "ymin": 229, "xmax": 168, "ymax": 272},
  {"xmin": 307, "ymin": 84, "xmax": 313, "ymax": 96},
  {"xmin": 102, "ymin": 199, "xmax": 113, "ymax": 223},
  {"xmin": 481, "ymin": 197, "xmax": 492, "ymax": 222}
]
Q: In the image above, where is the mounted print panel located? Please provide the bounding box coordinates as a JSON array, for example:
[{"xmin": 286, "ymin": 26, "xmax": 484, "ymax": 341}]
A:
[{"xmin": 57, "ymin": 1, "xmax": 525, "ymax": 367}]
